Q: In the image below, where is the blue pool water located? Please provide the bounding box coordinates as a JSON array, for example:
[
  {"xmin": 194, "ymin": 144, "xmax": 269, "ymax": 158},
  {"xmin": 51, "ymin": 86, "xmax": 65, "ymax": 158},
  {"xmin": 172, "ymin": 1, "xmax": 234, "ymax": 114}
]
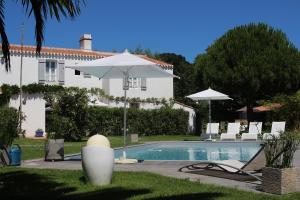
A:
[{"xmin": 70, "ymin": 141, "xmax": 262, "ymax": 161}]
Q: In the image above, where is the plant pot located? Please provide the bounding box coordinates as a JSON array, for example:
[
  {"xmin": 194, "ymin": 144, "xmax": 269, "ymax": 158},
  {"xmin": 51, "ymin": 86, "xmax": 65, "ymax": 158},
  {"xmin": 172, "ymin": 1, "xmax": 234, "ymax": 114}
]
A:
[
  {"xmin": 45, "ymin": 139, "xmax": 64, "ymax": 161},
  {"xmin": 127, "ymin": 134, "xmax": 138, "ymax": 143},
  {"xmin": 262, "ymin": 167, "xmax": 299, "ymax": 194},
  {"xmin": 35, "ymin": 131, "xmax": 44, "ymax": 137},
  {"xmin": 81, "ymin": 146, "xmax": 114, "ymax": 186}
]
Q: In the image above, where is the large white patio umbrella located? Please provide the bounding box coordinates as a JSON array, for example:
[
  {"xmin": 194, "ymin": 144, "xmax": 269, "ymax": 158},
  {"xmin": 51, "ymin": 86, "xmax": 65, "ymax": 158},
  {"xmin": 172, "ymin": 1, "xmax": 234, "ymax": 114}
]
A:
[
  {"xmin": 186, "ymin": 87, "xmax": 232, "ymax": 140},
  {"xmin": 67, "ymin": 49, "xmax": 176, "ymax": 159}
]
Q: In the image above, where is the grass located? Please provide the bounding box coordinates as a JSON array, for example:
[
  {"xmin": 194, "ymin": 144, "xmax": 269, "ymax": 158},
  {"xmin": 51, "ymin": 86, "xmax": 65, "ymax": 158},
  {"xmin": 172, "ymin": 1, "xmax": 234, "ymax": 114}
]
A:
[
  {"xmin": 1, "ymin": 167, "xmax": 299, "ymax": 199},
  {"xmin": 14, "ymin": 135, "xmax": 200, "ymax": 160}
]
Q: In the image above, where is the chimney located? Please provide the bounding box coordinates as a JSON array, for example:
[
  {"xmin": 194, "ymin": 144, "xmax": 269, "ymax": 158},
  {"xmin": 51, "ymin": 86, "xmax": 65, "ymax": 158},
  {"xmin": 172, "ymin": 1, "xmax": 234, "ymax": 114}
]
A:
[{"xmin": 79, "ymin": 34, "xmax": 92, "ymax": 51}]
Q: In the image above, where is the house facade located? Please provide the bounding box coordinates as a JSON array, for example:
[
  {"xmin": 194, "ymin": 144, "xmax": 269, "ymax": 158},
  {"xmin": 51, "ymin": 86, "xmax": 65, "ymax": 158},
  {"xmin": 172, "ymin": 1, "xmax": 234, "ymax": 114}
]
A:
[{"xmin": 0, "ymin": 34, "xmax": 195, "ymax": 137}]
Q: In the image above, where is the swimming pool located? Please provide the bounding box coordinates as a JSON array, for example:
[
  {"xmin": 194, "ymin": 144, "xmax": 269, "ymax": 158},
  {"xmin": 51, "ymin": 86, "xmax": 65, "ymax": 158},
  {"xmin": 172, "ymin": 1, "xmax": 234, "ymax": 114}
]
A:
[{"xmin": 68, "ymin": 141, "xmax": 262, "ymax": 162}]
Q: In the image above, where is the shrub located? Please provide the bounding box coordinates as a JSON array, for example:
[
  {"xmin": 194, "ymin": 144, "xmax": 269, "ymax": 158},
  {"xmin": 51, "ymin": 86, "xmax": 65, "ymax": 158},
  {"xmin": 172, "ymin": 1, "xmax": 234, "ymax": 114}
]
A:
[
  {"xmin": 264, "ymin": 131, "xmax": 300, "ymax": 168},
  {"xmin": 87, "ymin": 107, "xmax": 189, "ymax": 136},
  {"xmin": 268, "ymin": 91, "xmax": 300, "ymax": 131},
  {"xmin": 0, "ymin": 107, "xmax": 20, "ymax": 147},
  {"xmin": 46, "ymin": 88, "xmax": 89, "ymax": 141}
]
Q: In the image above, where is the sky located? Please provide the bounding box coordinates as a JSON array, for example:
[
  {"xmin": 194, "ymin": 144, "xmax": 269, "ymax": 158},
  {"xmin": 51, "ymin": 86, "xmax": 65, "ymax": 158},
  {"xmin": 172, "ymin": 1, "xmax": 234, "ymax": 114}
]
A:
[{"xmin": 5, "ymin": 0, "xmax": 300, "ymax": 62}]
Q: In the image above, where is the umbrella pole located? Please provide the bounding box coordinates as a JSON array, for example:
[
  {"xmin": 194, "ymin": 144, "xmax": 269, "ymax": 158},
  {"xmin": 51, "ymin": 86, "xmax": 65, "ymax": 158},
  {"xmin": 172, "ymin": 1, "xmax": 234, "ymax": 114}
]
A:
[
  {"xmin": 122, "ymin": 73, "xmax": 129, "ymax": 159},
  {"xmin": 208, "ymin": 99, "xmax": 211, "ymax": 140}
]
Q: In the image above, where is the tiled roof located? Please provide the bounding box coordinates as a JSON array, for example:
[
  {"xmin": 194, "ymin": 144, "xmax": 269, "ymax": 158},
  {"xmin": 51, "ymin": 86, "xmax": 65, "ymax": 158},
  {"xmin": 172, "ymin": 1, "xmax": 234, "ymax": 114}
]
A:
[
  {"xmin": 8, "ymin": 45, "xmax": 173, "ymax": 68},
  {"xmin": 253, "ymin": 103, "xmax": 282, "ymax": 112},
  {"xmin": 236, "ymin": 103, "xmax": 282, "ymax": 113}
]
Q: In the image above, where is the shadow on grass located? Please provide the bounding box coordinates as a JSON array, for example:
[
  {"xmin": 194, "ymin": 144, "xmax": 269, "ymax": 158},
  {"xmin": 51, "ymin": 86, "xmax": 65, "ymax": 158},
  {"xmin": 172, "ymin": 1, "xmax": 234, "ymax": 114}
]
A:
[
  {"xmin": 0, "ymin": 170, "xmax": 150, "ymax": 200},
  {"xmin": 144, "ymin": 192, "xmax": 225, "ymax": 200},
  {"xmin": 0, "ymin": 170, "xmax": 225, "ymax": 200},
  {"xmin": 0, "ymin": 170, "xmax": 76, "ymax": 199},
  {"xmin": 66, "ymin": 187, "xmax": 151, "ymax": 200}
]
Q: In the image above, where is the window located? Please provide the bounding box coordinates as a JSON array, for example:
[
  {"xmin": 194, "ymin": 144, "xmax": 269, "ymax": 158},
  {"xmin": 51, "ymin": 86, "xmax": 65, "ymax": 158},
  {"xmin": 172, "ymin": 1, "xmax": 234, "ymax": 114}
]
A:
[
  {"xmin": 45, "ymin": 60, "xmax": 57, "ymax": 82},
  {"xmin": 75, "ymin": 70, "xmax": 80, "ymax": 75},
  {"xmin": 128, "ymin": 77, "xmax": 141, "ymax": 89},
  {"xmin": 84, "ymin": 72, "xmax": 91, "ymax": 78}
]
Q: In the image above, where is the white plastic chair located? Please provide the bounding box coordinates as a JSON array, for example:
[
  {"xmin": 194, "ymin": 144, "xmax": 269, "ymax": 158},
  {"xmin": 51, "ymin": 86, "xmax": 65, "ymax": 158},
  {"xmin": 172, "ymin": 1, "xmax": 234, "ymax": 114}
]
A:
[
  {"xmin": 205, "ymin": 123, "xmax": 219, "ymax": 135},
  {"xmin": 263, "ymin": 121, "xmax": 286, "ymax": 140},
  {"xmin": 220, "ymin": 122, "xmax": 240, "ymax": 140},
  {"xmin": 241, "ymin": 122, "xmax": 262, "ymax": 140}
]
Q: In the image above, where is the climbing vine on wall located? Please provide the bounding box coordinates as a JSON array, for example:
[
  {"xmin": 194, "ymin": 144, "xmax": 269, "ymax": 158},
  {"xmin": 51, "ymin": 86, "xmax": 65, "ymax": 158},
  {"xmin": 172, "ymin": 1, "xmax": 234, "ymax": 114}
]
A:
[{"xmin": 0, "ymin": 83, "xmax": 174, "ymax": 106}]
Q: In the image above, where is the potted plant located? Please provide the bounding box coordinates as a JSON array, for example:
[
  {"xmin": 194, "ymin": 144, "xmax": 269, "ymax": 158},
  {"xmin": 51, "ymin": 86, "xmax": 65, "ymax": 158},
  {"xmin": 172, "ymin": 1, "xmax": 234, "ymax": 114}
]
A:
[
  {"xmin": 44, "ymin": 132, "xmax": 64, "ymax": 161},
  {"xmin": 262, "ymin": 131, "xmax": 300, "ymax": 194},
  {"xmin": 126, "ymin": 127, "xmax": 138, "ymax": 143},
  {"xmin": 35, "ymin": 128, "xmax": 44, "ymax": 137}
]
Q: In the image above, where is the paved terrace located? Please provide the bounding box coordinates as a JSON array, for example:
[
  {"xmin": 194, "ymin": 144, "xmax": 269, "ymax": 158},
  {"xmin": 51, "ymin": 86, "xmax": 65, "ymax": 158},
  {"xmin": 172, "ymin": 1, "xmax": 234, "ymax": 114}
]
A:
[{"xmin": 21, "ymin": 146, "xmax": 300, "ymax": 193}]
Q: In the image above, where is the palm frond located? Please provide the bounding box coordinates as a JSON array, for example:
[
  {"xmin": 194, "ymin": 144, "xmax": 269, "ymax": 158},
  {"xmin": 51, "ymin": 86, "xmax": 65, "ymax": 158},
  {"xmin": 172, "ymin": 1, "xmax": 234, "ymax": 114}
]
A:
[
  {"xmin": 21, "ymin": 0, "xmax": 83, "ymax": 54},
  {"xmin": 0, "ymin": 0, "xmax": 10, "ymax": 71},
  {"xmin": 29, "ymin": 0, "xmax": 44, "ymax": 54}
]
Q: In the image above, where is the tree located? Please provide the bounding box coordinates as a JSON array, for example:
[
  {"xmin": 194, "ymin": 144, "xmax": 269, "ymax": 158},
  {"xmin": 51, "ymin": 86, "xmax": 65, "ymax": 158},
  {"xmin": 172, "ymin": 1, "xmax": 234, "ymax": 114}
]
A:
[
  {"xmin": 1, "ymin": 0, "xmax": 83, "ymax": 71},
  {"xmin": 46, "ymin": 87, "xmax": 89, "ymax": 141},
  {"xmin": 156, "ymin": 53, "xmax": 196, "ymax": 103},
  {"xmin": 194, "ymin": 23, "xmax": 300, "ymax": 121}
]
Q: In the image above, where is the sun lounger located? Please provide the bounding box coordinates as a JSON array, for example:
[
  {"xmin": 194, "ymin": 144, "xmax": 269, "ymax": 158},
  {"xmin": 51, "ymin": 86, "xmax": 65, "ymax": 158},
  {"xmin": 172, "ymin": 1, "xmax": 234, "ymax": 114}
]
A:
[
  {"xmin": 220, "ymin": 122, "xmax": 240, "ymax": 140},
  {"xmin": 179, "ymin": 145, "xmax": 265, "ymax": 181},
  {"xmin": 263, "ymin": 121, "xmax": 286, "ymax": 140},
  {"xmin": 241, "ymin": 122, "xmax": 262, "ymax": 140}
]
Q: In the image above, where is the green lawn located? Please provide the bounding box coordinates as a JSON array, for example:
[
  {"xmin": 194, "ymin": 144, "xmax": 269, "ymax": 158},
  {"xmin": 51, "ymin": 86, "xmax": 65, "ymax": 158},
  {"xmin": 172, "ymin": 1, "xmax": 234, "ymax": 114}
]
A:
[
  {"xmin": 14, "ymin": 135, "xmax": 200, "ymax": 160},
  {"xmin": 0, "ymin": 167, "xmax": 299, "ymax": 199}
]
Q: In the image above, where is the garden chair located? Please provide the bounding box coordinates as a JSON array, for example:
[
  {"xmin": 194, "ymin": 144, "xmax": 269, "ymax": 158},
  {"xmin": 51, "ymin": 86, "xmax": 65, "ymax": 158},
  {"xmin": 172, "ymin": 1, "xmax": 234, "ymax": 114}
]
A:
[
  {"xmin": 241, "ymin": 122, "xmax": 262, "ymax": 140},
  {"xmin": 220, "ymin": 122, "xmax": 240, "ymax": 140},
  {"xmin": 179, "ymin": 145, "xmax": 265, "ymax": 181},
  {"xmin": 263, "ymin": 121, "xmax": 286, "ymax": 140}
]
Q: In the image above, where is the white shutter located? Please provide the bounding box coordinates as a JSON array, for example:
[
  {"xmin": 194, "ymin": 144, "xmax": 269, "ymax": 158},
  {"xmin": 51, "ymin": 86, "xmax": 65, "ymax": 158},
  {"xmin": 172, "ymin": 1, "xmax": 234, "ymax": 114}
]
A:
[
  {"xmin": 58, "ymin": 60, "xmax": 65, "ymax": 85},
  {"xmin": 38, "ymin": 59, "xmax": 46, "ymax": 84},
  {"xmin": 141, "ymin": 78, "xmax": 147, "ymax": 91}
]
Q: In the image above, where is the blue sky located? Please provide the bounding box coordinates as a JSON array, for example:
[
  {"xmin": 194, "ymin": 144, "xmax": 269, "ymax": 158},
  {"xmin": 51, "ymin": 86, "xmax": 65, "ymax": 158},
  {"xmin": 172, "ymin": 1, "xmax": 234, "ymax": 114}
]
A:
[{"xmin": 5, "ymin": 0, "xmax": 300, "ymax": 62}]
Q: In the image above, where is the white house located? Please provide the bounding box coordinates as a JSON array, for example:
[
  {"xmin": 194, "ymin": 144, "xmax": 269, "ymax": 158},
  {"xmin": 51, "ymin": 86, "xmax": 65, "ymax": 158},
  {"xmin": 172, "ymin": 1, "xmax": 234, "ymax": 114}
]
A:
[{"xmin": 0, "ymin": 34, "xmax": 195, "ymax": 137}]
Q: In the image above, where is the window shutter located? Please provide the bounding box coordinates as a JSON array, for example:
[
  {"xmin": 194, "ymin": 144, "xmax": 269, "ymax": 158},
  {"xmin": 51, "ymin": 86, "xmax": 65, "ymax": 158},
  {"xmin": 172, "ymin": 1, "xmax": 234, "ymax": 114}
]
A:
[
  {"xmin": 141, "ymin": 78, "xmax": 147, "ymax": 91},
  {"xmin": 123, "ymin": 76, "xmax": 129, "ymax": 90},
  {"xmin": 38, "ymin": 59, "xmax": 46, "ymax": 84},
  {"xmin": 58, "ymin": 60, "xmax": 65, "ymax": 85}
]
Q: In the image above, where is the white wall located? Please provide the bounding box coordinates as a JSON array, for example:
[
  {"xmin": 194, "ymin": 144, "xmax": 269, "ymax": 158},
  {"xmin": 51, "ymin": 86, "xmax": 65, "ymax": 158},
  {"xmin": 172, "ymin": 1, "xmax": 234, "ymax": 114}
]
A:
[
  {"xmin": 9, "ymin": 94, "xmax": 45, "ymax": 138},
  {"xmin": 64, "ymin": 59, "xmax": 103, "ymax": 89},
  {"xmin": 0, "ymin": 53, "xmax": 39, "ymax": 85},
  {"xmin": 107, "ymin": 69, "xmax": 174, "ymax": 99},
  {"xmin": 173, "ymin": 102, "xmax": 196, "ymax": 133}
]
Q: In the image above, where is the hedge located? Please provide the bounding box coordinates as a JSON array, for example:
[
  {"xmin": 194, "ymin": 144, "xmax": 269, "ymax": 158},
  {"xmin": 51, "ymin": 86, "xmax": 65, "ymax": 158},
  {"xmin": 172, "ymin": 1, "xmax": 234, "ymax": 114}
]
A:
[
  {"xmin": 86, "ymin": 106, "xmax": 189, "ymax": 136},
  {"xmin": 0, "ymin": 107, "xmax": 20, "ymax": 146}
]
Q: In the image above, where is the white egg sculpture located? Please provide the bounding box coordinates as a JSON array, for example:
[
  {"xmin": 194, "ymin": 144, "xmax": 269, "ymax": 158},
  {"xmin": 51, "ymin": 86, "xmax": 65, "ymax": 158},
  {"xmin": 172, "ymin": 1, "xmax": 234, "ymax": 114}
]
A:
[
  {"xmin": 87, "ymin": 134, "xmax": 110, "ymax": 148},
  {"xmin": 82, "ymin": 134, "xmax": 114, "ymax": 186}
]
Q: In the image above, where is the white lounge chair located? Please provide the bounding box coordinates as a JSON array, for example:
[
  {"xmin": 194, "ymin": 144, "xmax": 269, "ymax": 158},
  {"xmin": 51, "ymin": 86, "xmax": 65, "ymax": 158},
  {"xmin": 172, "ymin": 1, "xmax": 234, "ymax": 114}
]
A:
[
  {"xmin": 263, "ymin": 121, "xmax": 286, "ymax": 140},
  {"xmin": 241, "ymin": 122, "xmax": 262, "ymax": 140},
  {"xmin": 179, "ymin": 145, "xmax": 265, "ymax": 181},
  {"xmin": 201, "ymin": 123, "xmax": 219, "ymax": 140},
  {"xmin": 220, "ymin": 122, "xmax": 240, "ymax": 140}
]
